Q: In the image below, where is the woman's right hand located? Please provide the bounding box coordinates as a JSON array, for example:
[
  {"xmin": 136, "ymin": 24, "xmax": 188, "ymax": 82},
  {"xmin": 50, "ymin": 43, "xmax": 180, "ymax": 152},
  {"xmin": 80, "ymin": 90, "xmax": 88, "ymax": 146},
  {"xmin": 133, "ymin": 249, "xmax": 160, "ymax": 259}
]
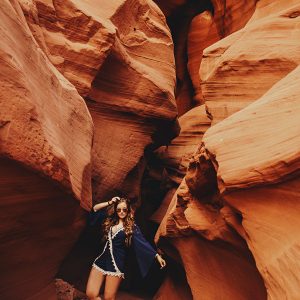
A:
[{"xmin": 110, "ymin": 196, "xmax": 120, "ymax": 204}]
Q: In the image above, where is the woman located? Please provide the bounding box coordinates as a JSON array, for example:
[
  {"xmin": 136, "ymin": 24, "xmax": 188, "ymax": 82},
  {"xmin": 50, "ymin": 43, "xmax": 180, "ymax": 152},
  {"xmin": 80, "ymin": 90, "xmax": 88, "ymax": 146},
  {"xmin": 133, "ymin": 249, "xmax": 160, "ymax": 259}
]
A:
[{"xmin": 86, "ymin": 196, "xmax": 166, "ymax": 300}]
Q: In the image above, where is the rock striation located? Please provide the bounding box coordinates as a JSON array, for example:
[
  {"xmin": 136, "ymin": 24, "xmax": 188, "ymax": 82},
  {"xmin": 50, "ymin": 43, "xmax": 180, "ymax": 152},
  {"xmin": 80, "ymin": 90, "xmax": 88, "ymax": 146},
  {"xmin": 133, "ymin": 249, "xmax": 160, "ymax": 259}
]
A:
[
  {"xmin": 0, "ymin": 0, "xmax": 93, "ymax": 208},
  {"xmin": 154, "ymin": 0, "xmax": 257, "ymax": 115},
  {"xmin": 154, "ymin": 105, "xmax": 211, "ymax": 186},
  {"xmin": 155, "ymin": 1, "xmax": 300, "ymax": 299},
  {"xmin": 0, "ymin": 1, "xmax": 93, "ymax": 298},
  {"xmin": 20, "ymin": 0, "xmax": 178, "ymax": 201},
  {"xmin": 201, "ymin": 0, "xmax": 300, "ymax": 124},
  {"xmin": 202, "ymin": 65, "xmax": 300, "ymax": 299}
]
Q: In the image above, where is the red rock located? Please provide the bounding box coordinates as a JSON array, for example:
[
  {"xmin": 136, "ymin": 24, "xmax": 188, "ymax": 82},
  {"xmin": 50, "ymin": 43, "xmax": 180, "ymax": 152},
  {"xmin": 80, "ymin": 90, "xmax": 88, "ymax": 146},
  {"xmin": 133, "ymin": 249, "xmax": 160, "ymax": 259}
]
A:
[
  {"xmin": 202, "ymin": 65, "xmax": 300, "ymax": 192},
  {"xmin": 154, "ymin": 105, "xmax": 211, "ymax": 185},
  {"xmin": 0, "ymin": 158, "xmax": 86, "ymax": 300},
  {"xmin": 201, "ymin": 65, "xmax": 300, "ymax": 298},
  {"xmin": 188, "ymin": 1, "xmax": 257, "ymax": 105},
  {"xmin": 153, "ymin": 272, "xmax": 192, "ymax": 300},
  {"xmin": 0, "ymin": 0, "xmax": 93, "ymax": 209},
  {"xmin": 225, "ymin": 178, "xmax": 300, "ymax": 300},
  {"xmin": 155, "ymin": 176, "xmax": 266, "ymax": 299},
  {"xmin": 173, "ymin": 237, "xmax": 266, "ymax": 299},
  {"xmin": 20, "ymin": 0, "xmax": 178, "ymax": 201},
  {"xmin": 201, "ymin": 0, "xmax": 300, "ymax": 124},
  {"xmin": 154, "ymin": 0, "xmax": 257, "ymax": 115}
]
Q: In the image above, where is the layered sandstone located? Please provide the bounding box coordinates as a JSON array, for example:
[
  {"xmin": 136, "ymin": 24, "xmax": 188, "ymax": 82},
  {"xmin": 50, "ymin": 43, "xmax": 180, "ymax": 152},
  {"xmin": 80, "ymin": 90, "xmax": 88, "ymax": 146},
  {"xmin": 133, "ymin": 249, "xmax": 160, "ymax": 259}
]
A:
[
  {"xmin": 20, "ymin": 0, "xmax": 178, "ymax": 201},
  {"xmin": 155, "ymin": 1, "xmax": 300, "ymax": 299},
  {"xmin": 154, "ymin": 0, "xmax": 257, "ymax": 114},
  {"xmin": 155, "ymin": 44, "xmax": 300, "ymax": 300},
  {"xmin": 187, "ymin": 0, "xmax": 257, "ymax": 104},
  {"xmin": 154, "ymin": 105, "xmax": 211, "ymax": 185},
  {"xmin": 202, "ymin": 65, "xmax": 300, "ymax": 299},
  {"xmin": 154, "ymin": 177, "xmax": 266, "ymax": 299},
  {"xmin": 201, "ymin": 0, "xmax": 300, "ymax": 124},
  {"xmin": 0, "ymin": 1, "xmax": 93, "ymax": 298},
  {"xmin": 0, "ymin": 158, "xmax": 86, "ymax": 300},
  {"xmin": 0, "ymin": 0, "xmax": 93, "ymax": 208}
]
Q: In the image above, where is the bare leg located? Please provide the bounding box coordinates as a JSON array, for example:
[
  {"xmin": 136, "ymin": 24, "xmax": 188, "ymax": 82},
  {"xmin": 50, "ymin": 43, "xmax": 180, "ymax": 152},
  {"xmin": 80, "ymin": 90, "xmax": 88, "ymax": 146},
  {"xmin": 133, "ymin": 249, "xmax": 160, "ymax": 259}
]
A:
[
  {"xmin": 103, "ymin": 275, "xmax": 123, "ymax": 300},
  {"xmin": 86, "ymin": 267, "xmax": 106, "ymax": 300}
]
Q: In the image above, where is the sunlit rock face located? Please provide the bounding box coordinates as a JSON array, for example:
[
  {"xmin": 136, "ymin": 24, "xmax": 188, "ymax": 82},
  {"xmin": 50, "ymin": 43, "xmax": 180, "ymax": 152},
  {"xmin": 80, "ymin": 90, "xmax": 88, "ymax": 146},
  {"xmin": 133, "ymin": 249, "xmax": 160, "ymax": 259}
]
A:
[
  {"xmin": 154, "ymin": 0, "xmax": 257, "ymax": 115},
  {"xmin": 0, "ymin": 2, "xmax": 92, "ymax": 299},
  {"xmin": 154, "ymin": 1, "xmax": 300, "ymax": 299},
  {"xmin": 0, "ymin": 0, "xmax": 93, "ymax": 209},
  {"xmin": 154, "ymin": 178, "xmax": 267, "ymax": 299},
  {"xmin": 0, "ymin": 158, "xmax": 86, "ymax": 300},
  {"xmin": 20, "ymin": 0, "xmax": 178, "ymax": 201},
  {"xmin": 202, "ymin": 65, "xmax": 300, "ymax": 299},
  {"xmin": 201, "ymin": 0, "xmax": 300, "ymax": 125},
  {"xmin": 155, "ymin": 63, "xmax": 300, "ymax": 300},
  {"xmin": 187, "ymin": 0, "xmax": 257, "ymax": 106}
]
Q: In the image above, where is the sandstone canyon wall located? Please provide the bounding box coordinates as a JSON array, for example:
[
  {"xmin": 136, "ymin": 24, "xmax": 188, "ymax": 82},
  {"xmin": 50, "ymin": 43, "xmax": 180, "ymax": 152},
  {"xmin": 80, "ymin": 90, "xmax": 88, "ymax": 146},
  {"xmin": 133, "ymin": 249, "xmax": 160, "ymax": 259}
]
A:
[
  {"xmin": 1, "ymin": 0, "xmax": 300, "ymax": 299},
  {"xmin": 20, "ymin": 0, "xmax": 179, "ymax": 203},
  {"xmin": 154, "ymin": 0, "xmax": 300, "ymax": 299},
  {"xmin": 1, "ymin": 0, "xmax": 178, "ymax": 298},
  {"xmin": 154, "ymin": 0, "xmax": 257, "ymax": 115},
  {"xmin": 0, "ymin": 1, "xmax": 93, "ymax": 298}
]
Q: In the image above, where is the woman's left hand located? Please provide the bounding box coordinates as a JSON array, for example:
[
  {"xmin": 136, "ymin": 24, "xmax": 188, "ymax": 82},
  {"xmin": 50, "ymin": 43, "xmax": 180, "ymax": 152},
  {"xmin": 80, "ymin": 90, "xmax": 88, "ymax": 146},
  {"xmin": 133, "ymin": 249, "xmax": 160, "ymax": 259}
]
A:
[{"xmin": 156, "ymin": 254, "xmax": 166, "ymax": 269}]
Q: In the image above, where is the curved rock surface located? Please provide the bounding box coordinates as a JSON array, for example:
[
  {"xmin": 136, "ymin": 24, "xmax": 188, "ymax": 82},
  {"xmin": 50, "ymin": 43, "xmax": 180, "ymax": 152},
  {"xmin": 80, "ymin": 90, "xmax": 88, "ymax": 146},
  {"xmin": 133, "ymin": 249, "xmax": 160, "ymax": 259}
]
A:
[
  {"xmin": 188, "ymin": 0, "xmax": 257, "ymax": 104},
  {"xmin": 154, "ymin": 0, "xmax": 257, "ymax": 115},
  {"xmin": 201, "ymin": 0, "xmax": 300, "ymax": 124},
  {"xmin": 154, "ymin": 177, "xmax": 266, "ymax": 299},
  {"xmin": 19, "ymin": 0, "xmax": 116, "ymax": 97},
  {"xmin": 20, "ymin": 0, "xmax": 178, "ymax": 201},
  {"xmin": 155, "ymin": 1, "xmax": 300, "ymax": 299},
  {"xmin": 157, "ymin": 44, "xmax": 300, "ymax": 300},
  {"xmin": 0, "ymin": 158, "xmax": 86, "ymax": 300},
  {"xmin": 203, "ymin": 65, "xmax": 300, "ymax": 192},
  {"xmin": 87, "ymin": 0, "xmax": 178, "ymax": 201},
  {"xmin": 0, "ymin": 0, "xmax": 93, "ymax": 209},
  {"xmin": 0, "ymin": 1, "xmax": 92, "ymax": 298},
  {"xmin": 154, "ymin": 105, "xmax": 211, "ymax": 185},
  {"xmin": 201, "ymin": 65, "xmax": 300, "ymax": 298}
]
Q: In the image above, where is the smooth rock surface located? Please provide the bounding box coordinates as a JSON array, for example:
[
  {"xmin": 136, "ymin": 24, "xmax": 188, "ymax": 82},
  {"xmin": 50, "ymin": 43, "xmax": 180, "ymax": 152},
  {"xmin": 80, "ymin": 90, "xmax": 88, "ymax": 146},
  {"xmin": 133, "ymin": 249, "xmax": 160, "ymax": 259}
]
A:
[
  {"xmin": 202, "ymin": 65, "xmax": 300, "ymax": 192},
  {"xmin": 200, "ymin": 65, "xmax": 300, "ymax": 299},
  {"xmin": 0, "ymin": 0, "xmax": 93, "ymax": 208},
  {"xmin": 201, "ymin": 0, "xmax": 300, "ymax": 124},
  {"xmin": 0, "ymin": 158, "xmax": 86, "ymax": 300},
  {"xmin": 20, "ymin": 0, "xmax": 178, "ymax": 201}
]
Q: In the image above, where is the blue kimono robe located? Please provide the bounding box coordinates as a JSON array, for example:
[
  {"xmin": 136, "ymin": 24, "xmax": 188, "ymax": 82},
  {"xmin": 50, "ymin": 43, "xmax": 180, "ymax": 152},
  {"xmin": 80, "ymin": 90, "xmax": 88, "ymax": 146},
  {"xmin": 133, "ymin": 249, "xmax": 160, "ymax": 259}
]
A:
[{"xmin": 88, "ymin": 209, "xmax": 157, "ymax": 279}]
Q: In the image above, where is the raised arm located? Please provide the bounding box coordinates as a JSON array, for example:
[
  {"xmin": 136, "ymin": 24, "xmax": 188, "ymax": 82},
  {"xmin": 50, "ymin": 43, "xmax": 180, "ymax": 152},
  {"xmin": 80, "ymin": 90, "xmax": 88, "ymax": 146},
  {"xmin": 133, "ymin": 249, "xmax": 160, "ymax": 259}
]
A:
[
  {"xmin": 88, "ymin": 196, "xmax": 120, "ymax": 226},
  {"xmin": 93, "ymin": 196, "xmax": 120, "ymax": 212}
]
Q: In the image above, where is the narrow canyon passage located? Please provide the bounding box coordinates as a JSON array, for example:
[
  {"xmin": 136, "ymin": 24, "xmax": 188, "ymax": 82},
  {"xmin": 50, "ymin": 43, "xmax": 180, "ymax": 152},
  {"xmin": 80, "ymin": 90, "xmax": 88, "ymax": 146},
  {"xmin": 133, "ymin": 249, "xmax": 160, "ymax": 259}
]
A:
[{"xmin": 1, "ymin": 0, "xmax": 300, "ymax": 299}]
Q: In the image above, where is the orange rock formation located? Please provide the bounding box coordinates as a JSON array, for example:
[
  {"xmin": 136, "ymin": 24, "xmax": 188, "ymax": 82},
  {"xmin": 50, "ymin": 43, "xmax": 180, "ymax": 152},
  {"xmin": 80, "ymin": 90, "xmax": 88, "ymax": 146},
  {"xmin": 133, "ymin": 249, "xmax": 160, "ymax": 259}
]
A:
[
  {"xmin": 20, "ymin": 0, "xmax": 178, "ymax": 201},
  {"xmin": 155, "ymin": 1, "xmax": 300, "ymax": 299},
  {"xmin": 1, "ymin": 0, "xmax": 300, "ymax": 299},
  {"xmin": 0, "ymin": 0, "xmax": 93, "ymax": 208}
]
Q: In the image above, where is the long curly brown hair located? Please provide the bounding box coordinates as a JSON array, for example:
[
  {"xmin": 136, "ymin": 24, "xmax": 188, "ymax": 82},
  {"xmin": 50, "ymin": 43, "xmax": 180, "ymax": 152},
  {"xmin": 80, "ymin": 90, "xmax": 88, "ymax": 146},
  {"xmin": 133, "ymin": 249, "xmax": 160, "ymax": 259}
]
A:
[{"xmin": 102, "ymin": 197, "xmax": 134, "ymax": 247}]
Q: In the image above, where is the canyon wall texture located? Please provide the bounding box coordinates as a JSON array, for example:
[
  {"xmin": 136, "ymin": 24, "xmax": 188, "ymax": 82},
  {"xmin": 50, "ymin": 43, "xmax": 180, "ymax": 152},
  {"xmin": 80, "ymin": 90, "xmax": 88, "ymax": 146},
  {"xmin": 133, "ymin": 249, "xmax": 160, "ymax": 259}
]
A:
[
  {"xmin": 154, "ymin": 0, "xmax": 257, "ymax": 115},
  {"xmin": 1, "ymin": 0, "xmax": 178, "ymax": 298},
  {"xmin": 0, "ymin": 1, "xmax": 92, "ymax": 298},
  {"xmin": 20, "ymin": 0, "xmax": 179, "ymax": 202},
  {"xmin": 0, "ymin": 0, "xmax": 94, "ymax": 209},
  {"xmin": 154, "ymin": 0, "xmax": 300, "ymax": 299},
  {"xmin": 1, "ymin": 0, "xmax": 300, "ymax": 299}
]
